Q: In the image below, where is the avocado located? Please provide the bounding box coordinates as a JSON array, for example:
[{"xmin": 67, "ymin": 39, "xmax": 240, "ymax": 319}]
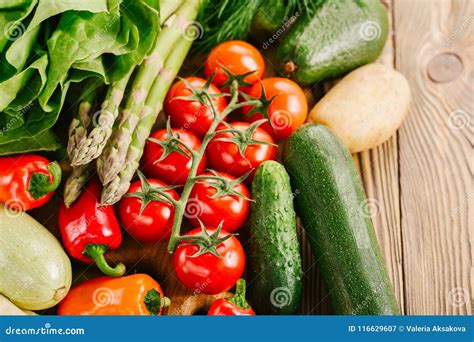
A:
[{"xmin": 277, "ymin": 0, "xmax": 389, "ymax": 85}]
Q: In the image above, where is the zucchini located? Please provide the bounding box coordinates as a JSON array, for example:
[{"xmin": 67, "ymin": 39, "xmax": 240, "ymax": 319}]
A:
[
  {"xmin": 248, "ymin": 160, "xmax": 302, "ymax": 314},
  {"xmin": 283, "ymin": 124, "xmax": 399, "ymax": 315},
  {"xmin": 0, "ymin": 204, "xmax": 72, "ymax": 310},
  {"xmin": 277, "ymin": 0, "xmax": 389, "ymax": 85}
]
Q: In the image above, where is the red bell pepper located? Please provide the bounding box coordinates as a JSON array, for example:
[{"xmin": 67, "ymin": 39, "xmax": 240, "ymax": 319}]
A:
[
  {"xmin": 0, "ymin": 154, "xmax": 61, "ymax": 210},
  {"xmin": 58, "ymin": 179, "xmax": 125, "ymax": 277},
  {"xmin": 208, "ymin": 279, "xmax": 256, "ymax": 316}
]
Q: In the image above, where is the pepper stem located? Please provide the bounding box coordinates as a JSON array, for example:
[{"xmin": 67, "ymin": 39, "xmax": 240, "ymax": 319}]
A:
[
  {"xmin": 144, "ymin": 288, "xmax": 170, "ymax": 315},
  {"xmin": 227, "ymin": 279, "xmax": 250, "ymax": 309},
  {"xmin": 28, "ymin": 161, "xmax": 62, "ymax": 199},
  {"xmin": 83, "ymin": 244, "xmax": 126, "ymax": 277}
]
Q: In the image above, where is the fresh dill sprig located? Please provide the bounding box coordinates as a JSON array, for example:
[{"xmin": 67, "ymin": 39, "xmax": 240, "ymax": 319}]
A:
[
  {"xmin": 193, "ymin": 0, "xmax": 325, "ymax": 53},
  {"xmin": 194, "ymin": 0, "xmax": 264, "ymax": 53}
]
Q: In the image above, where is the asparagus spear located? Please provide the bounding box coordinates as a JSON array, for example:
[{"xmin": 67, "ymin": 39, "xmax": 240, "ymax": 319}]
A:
[
  {"xmin": 66, "ymin": 83, "xmax": 100, "ymax": 161},
  {"xmin": 70, "ymin": 0, "xmax": 183, "ymax": 167},
  {"xmin": 97, "ymin": 0, "xmax": 199, "ymax": 185},
  {"xmin": 70, "ymin": 71, "xmax": 132, "ymax": 166},
  {"xmin": 63, "ymin": 163, "xmax": 95, "ymax": 207},
  {"xmin": 101, "ymin": 26, "xmax": 198, "ymax": 205}
]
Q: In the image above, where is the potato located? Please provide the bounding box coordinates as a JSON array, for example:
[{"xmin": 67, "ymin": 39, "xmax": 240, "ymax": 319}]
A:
[{"xmin": 307, "ymin": 63, "xmax": 411, "ymax": 153}]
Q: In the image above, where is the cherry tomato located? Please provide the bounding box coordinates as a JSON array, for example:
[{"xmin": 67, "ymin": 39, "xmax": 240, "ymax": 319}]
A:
[
  {"xmin": 206, "ymin": 122, "xmax": 276, "ymax": 180},
  {"xmin": 242, "ymin": 77, "xmax": 308, "ymax": 140},
  {"xmin": 164, "ymin": 77, "xmax": 227, "ymax": 138},
  {"xmin": 141, "ymin": 128, "xmax": 206, "ymax": 185},
  {"xmin": 186, "ymin": 171, "xmax": 250, "ymax": 233},
  {"xmin": 208, "ymin": 279, "xmax": 255, "ymax": 316},
  {"xmin": 173, "ymin": 227, "xmax": 245, "ymax": 295},
  {"xmin": 118, "ymin": 176, "xmax": 179, "ymax": 243},
  {"xmin": 205, "ymin": 40, "xmax": 265, "ymax": 88}
]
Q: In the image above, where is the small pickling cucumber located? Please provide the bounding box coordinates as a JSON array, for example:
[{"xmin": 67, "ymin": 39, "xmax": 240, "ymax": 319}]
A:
[
  {"xmin": 248, "ymin": 160, "xmax": 302, "ymax": 314},
  {"xmin": 283, "ymin": 124, "xmax": 399, "ymax": 315},
  {"xmin": 0, "ymin": 204, "xmax": 72, "ymax": 310}
]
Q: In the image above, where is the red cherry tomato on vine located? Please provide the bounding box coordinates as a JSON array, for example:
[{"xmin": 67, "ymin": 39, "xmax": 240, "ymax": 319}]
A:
[
  {"xmin": 117, "ymin": 176, "xmax": 179, "ymax": 243},
  {"xmin": 186, "ymin": 171, "xmax": 250, "ymax": 233},
  {"xmin": 205, "ymin": 40, "xmax": 265, "ymax": 89},
  {"xmin": 164, "ymin": 77, "xmax": 227, "ymax": 138},
  {"xmin": 206, "ymin": 122, "xmax": 276, "ymax": 180},
  {"xmin": 242, "ymin": 77, "xmax": 308, "ymax": 140},
  {"xmin": 173, "ymin": 227, "xmax": 245, "ymax": 295},
  {"xmin": 141, "ymin": 128, "xmax": 206, "ymax": 185}
]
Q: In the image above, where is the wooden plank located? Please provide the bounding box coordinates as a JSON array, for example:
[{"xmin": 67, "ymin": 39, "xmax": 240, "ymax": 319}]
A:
[{"xmin": 394, "ymin": 0, "xmax": 473, "ymax": 314}]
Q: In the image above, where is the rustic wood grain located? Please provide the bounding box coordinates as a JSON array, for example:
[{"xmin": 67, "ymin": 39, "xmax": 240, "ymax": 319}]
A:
[{"xmin": 394, "ymin": 0, "xmax": 473, "ymax": 314}]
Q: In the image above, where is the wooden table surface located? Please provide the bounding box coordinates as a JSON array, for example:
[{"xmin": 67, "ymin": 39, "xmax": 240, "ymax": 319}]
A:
[{"xmin": 301, "ymin": 0, "xmax": 473, "ymax": 315}]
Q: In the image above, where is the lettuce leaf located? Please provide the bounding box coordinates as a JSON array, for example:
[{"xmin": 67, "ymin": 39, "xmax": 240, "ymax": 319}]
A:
[
  {"xmin": 0, "ymin": 129, "xmax": 60, "ymax": 155},
  {"xmin": 0, "ymin": 0, "xmax": 161, "ymax": 155}
]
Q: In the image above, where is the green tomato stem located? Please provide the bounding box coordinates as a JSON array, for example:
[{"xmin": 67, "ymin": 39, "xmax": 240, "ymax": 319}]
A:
[{"xmin": 167, "ymin": 80, "xmax": 243, "ymax": 253}]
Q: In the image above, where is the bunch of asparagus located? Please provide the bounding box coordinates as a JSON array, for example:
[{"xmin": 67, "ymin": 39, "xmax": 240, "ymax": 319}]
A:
[{"xmin": 64, "ymin": 0, "xmax": 202, "ymax": 207}]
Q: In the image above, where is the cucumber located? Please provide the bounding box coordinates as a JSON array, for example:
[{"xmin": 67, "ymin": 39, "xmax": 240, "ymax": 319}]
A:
[
  {"xmin": 277, "ymin": 0, "xmax": 389, "ymax": 85},
  {"xmin": 248, "ymin": 160, "xmax": 302, "ymax": 314},
  {"xmin": 0, "ymin": 204, "xmax": 72, "ymax": 310},
  {"xmin": 283, "ymin": 124, "xmax": 399, "ymax": 315}
]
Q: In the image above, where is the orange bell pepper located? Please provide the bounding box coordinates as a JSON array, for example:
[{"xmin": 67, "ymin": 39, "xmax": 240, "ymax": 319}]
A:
[{"xmin": 58, "ymin": 274, "xmax": 169, "ymax": 315}]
